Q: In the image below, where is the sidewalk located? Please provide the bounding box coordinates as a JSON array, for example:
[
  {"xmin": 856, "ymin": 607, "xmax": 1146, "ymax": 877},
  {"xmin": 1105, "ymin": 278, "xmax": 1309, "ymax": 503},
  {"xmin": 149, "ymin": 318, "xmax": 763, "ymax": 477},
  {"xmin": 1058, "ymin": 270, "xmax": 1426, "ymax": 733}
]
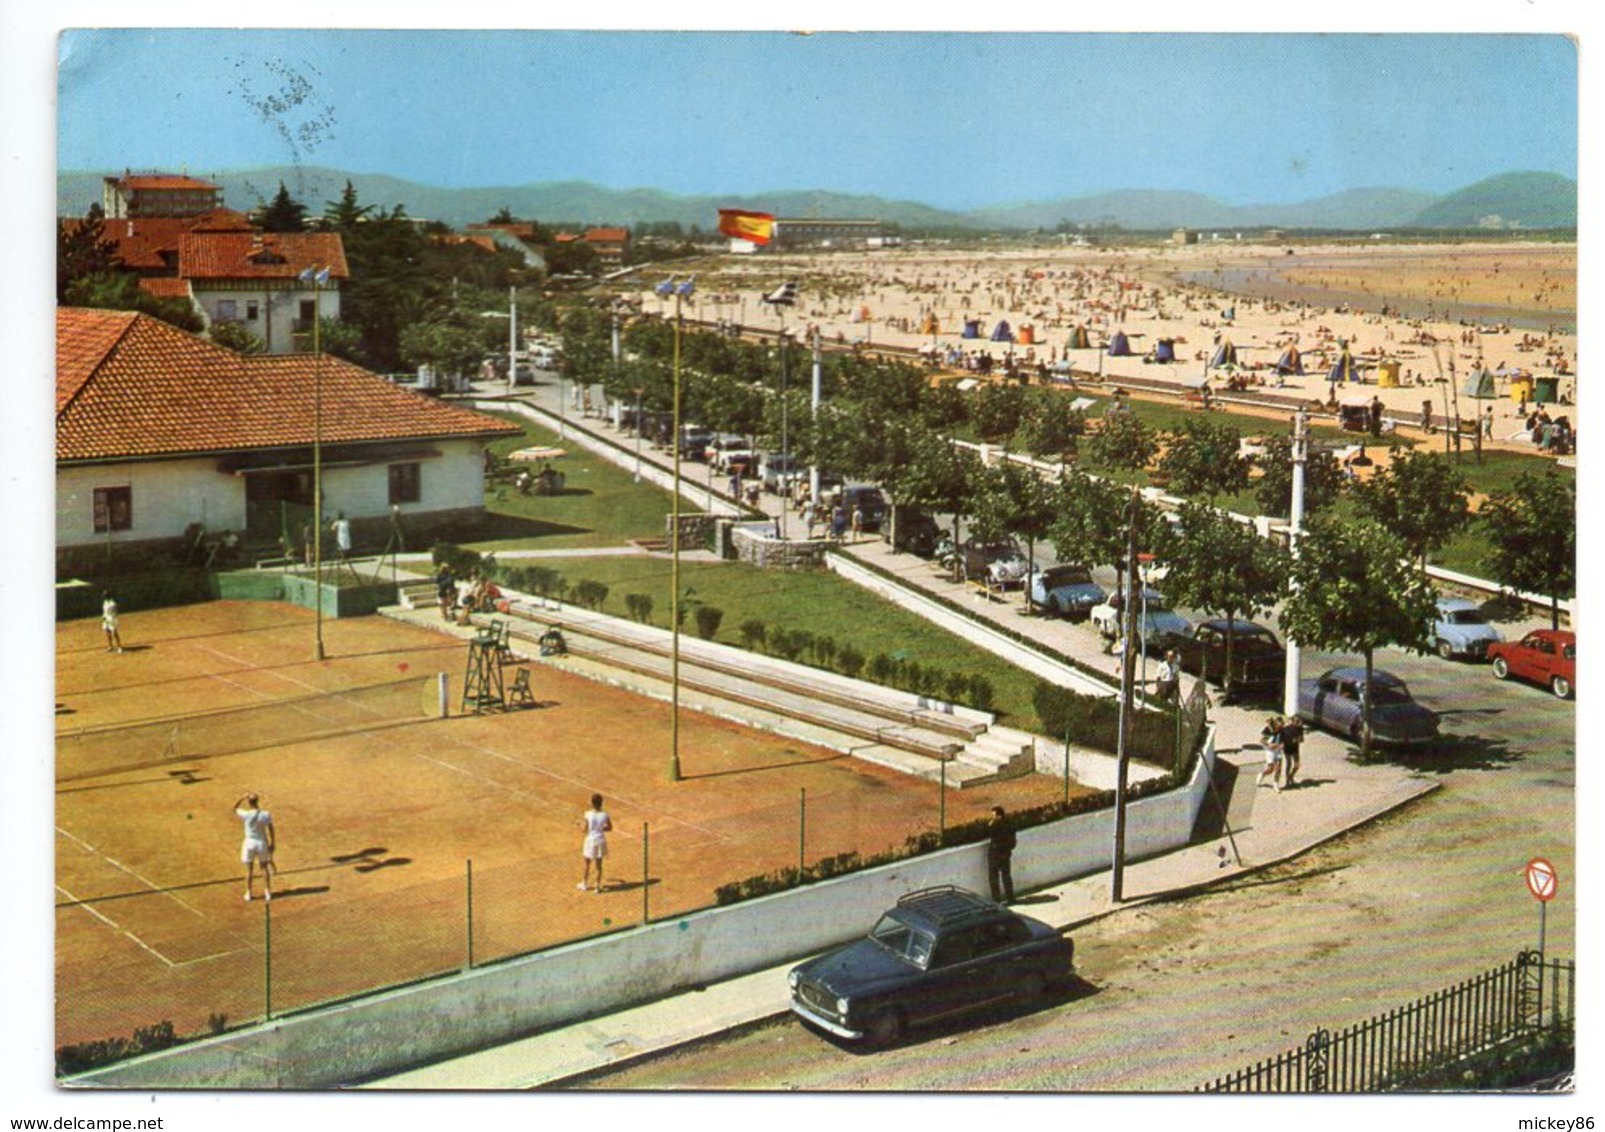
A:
[{"xmin": 362, "ymin": 388, "xmax": 1447, "ymax": 1090}]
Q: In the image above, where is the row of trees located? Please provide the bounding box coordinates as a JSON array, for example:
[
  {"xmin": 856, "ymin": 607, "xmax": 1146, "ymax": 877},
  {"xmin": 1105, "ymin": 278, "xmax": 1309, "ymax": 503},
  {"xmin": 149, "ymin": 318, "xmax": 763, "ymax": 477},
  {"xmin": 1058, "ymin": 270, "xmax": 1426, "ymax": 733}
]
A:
[{"xmin": 553, "ymin": 310, "xmax": 1572, "ymax": 753}]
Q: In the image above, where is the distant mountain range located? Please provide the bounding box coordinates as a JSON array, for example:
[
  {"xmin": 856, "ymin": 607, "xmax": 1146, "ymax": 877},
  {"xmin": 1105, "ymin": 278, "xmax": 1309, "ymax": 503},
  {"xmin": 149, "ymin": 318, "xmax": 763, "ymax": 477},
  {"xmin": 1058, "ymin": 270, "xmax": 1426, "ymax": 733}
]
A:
[{"xmin": 59, "ymin": 166, "xmax": 1576, "ymax": 233}]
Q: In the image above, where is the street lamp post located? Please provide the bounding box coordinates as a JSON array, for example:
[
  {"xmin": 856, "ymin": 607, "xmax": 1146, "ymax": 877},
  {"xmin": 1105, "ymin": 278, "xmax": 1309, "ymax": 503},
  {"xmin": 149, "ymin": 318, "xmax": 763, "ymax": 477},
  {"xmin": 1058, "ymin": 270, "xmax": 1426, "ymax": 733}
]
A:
[
  {"xmin": 299, "ymin": 265, "xmax": 331, "ymax": 661},
  {"xmin": 633, "ymin": 386, "xmax": 645, "ymax": 483},
  {"xmin": 1282, "ymin": 408, "xmax": 1308, "ymax": 719},
  {"xmin": 1110, "ymin": 488, "xmax": 1141, "ymax": 903},
  {"xmin": 656, "ymin": 275, "xmax": 695, "ymax": 782},
  {"xmin": 507, "ymin": 285, "xmax": 517, "ymax": 396}
]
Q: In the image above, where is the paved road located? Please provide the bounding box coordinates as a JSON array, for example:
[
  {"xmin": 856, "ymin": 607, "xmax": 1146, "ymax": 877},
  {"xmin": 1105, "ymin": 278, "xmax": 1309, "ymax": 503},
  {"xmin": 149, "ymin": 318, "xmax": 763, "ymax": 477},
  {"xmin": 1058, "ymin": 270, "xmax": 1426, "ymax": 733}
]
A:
[{"xmin": 567, "ymin": 658, "xmax": 1573, "ymax": 1091}]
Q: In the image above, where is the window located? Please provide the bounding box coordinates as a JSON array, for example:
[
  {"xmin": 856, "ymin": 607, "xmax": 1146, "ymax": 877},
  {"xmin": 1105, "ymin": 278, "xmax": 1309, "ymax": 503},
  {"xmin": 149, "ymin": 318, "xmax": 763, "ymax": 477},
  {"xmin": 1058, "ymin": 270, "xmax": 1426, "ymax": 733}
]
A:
[
  {"xmin": 92, "ymin": 486, "xmax": 132, "ymax": 533},
  {"xmin": 246, "ymin": 301, "xmax": 259, "ymax": 321},
  {"xmin": 216, "ymin": 299, "xmax": 238, "ymax": 321},
  {"xmin": 388, "ymin": 462, "xmax": 421, "ymax": 504}
]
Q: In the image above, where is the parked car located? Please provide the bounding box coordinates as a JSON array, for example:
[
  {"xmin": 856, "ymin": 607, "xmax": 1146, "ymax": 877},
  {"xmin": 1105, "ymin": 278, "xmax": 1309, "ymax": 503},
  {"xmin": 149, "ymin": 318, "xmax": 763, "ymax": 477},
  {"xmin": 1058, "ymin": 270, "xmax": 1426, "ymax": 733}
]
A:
[
  {"xmin": 1488, "ymin": 629, "xmax": 1575, "ymax": 699},
  {"xmin": 758, "ymin": 452, "xmax": 806, "ymax": 493},
  {"xmin": 957, "ymin": 537, "xmax": 1030, "ymax": 588},
  {"xmin": 882, "ymin": 508, "xmax": 942, "ymax": 557},
  {"xmin": 679, "ymin": 426, "xmax": 716, "ymax": 461},
  {"xmin": 1027, "ymin": 564, "xmax": 1107, "ymax": 621},
  {"xmin": 787, "ymin": 886, "xmax": 1075, "ymax": 1047},
  {"xmin": 1431, "ymin": 597, "xmax": 1503, "ymax": 661},
  {"xmin": 1296, "ymin": 666, "xmax": 1440, "ymax": 747},
  {"xmin": 1090, "ymin": 589, "xmax": 1193, "ymax": 655},
  {"xmin": 840, "ymin": 484, "xmax": 889, "ymax": 532},
  {"xmin": 1164, "ymin": 618, "xmax": 1285, "ymax": 696}
]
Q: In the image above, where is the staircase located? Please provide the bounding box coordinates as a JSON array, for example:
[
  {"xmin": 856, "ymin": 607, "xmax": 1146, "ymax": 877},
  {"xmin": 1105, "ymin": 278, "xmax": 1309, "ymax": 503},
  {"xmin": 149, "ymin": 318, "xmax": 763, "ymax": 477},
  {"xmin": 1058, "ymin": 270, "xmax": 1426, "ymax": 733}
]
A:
[{"xmin": 383, "ymin": 583, "xmax": 1034, "ymax": 789}]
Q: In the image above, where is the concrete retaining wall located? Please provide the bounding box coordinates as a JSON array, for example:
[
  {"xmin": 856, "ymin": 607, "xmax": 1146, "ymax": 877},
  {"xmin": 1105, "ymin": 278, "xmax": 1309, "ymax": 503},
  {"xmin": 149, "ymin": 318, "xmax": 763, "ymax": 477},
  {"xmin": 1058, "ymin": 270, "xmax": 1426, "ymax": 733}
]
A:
[
  {"xmin": 72, "ymin": 730, "xmax": 1214, "ymax": 1089},
  {"xmin": 732, "ymin": 523, "xmax": 831, "ymax": 569}
]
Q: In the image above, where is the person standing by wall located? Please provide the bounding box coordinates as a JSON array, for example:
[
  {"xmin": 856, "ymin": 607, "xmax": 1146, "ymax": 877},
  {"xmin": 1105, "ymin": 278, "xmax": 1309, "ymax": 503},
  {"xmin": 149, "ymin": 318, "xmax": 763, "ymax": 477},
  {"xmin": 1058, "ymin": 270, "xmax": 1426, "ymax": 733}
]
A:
[
  {"xmin": 579, "ymin": 793, "xmax": 613, "ymax": 893},
  {"xmin": 986, "ymin": 805, "xmax": 1017, "ymax": 903}
]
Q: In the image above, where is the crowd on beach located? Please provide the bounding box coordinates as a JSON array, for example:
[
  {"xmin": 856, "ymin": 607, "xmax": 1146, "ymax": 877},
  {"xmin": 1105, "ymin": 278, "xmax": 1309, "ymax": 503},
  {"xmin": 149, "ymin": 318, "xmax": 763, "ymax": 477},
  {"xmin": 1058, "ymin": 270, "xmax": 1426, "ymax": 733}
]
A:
[{"xmin": 634, "ymin": 242, "xmax": 1577, "ymax": 454}]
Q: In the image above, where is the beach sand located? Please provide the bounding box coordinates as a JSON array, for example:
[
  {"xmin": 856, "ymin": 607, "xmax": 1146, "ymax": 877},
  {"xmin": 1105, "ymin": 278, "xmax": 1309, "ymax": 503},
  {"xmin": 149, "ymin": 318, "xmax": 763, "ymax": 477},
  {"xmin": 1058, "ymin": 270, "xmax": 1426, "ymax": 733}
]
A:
[{"xmin": 631, "ymin": 239, "xmax": 1576, "ymax": 448}]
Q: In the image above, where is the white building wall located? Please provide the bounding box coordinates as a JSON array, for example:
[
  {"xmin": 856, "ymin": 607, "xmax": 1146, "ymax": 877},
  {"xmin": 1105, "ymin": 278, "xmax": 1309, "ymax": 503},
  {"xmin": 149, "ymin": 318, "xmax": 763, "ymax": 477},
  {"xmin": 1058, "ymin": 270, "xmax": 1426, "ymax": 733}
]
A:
[
  {"xmin": 194, "ymin": 284, "xmax": 342, "ymax": 354},
  {"xmin": 57, "ymin": 456, "xmax": 244, "ymax": 548},
  {"xmin": 57, "ymin": 439, "xmax": 488, "ymax": 550}
]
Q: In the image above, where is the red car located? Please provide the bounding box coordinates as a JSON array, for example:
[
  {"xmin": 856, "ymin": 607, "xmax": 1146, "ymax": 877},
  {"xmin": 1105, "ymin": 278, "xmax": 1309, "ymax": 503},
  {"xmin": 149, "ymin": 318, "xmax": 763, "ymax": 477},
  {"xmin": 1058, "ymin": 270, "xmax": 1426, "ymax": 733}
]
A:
[{"xmin": 1488, "ymin": 629, "xmax": 1575, "ymax": 699}]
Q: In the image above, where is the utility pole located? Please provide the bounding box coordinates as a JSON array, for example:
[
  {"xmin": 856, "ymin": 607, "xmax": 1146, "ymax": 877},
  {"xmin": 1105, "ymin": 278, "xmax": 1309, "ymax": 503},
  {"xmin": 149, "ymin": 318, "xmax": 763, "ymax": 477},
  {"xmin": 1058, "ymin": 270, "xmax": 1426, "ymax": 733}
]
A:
[
  {"xmin": 507, "ymin": 285, "xmax": 517, "ymax": 396},
  {"xmin": 1110, "ymin": 488, "xmax": 1141, "ymax": 903},
  {"xmin": 810, "ymin": 328, "xmax": 823, "ymax": 508},
  {"xmin": 1282, "ymin": 407, "xmax": 1307, "ymax": 719}
]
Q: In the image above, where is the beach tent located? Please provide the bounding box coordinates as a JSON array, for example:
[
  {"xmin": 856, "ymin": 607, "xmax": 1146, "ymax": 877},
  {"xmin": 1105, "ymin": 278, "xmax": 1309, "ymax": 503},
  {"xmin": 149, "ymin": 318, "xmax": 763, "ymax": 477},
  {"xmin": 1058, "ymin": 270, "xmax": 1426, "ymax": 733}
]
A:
[
  {"xmin": 1273, "ymin": 346, "xmax": 1304, "ymax": 375},
  {"xmin": 1018, "ymin": 324, "xmax": 1035, "ymax": 345},
  {"xmin": 919, "ymin": 313, "xmax": 941, "ymax": 336},
  {"xmin": 1154, "ymin": 338, "xmax": 1176, "ymax": 363},
  {"xmin": 1376, "ymin": 360, "xmax": 1401, "ymax": 388},
  {"xmin": 990, "ymin": 320, "xmax": 1013, "ymax": 342},
  {"xmin": 1461, "ymin": 369, "xmax": 1497, "ymax": 399},
  {"xmin": 1209, "ymin": 340, "xmax": 1238, "ymax": 368},
  {"xmin": 1107, "ymin": 330, "xmax": 1133, "ymax": 356},
  {"xmin": 1328, "ymin": 349, "xmax": 1363, "ymax": 384},
  {"xmin": 1067, "ymin": 325, "xmax": 1091, "ymax": 349},
  {"xmin": 1222, "ymin": 306, "xmax": 1236, "ymax": 321},
  {"xmin": 962, "ymin": 319, "xmax": 982, "ymax": 339}
]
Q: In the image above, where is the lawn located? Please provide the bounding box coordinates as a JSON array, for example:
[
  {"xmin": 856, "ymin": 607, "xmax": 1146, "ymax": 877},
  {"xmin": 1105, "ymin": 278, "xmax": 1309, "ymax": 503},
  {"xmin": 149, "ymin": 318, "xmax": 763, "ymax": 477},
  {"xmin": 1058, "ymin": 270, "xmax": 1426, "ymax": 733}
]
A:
[
  {"xmin": 472, "ymin": 412, "xmax": 677, "ymax": 550},
  {"xmin": 493, "ymin": 553, "xmax": 1047, "ymax": 733}
]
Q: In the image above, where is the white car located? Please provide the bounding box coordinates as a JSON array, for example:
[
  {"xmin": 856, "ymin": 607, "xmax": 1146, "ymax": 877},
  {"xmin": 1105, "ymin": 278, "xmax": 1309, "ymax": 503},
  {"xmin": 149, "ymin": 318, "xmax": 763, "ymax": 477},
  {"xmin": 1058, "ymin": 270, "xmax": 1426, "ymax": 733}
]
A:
[{"xmin": 1090, "ymin": 588, "xmax": 1193, "ymax": 656}]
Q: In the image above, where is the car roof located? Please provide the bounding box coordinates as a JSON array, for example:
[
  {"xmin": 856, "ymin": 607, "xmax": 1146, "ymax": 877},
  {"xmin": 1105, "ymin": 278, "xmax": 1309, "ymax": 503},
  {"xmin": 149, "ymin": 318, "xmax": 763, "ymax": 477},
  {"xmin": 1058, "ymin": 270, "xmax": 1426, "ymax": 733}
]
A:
[
  {"xmin": 1524, "ymin": 629, "xmax": 1577, "ymax": 644},
  {"xmin": 893, "ymin": 886, "xmax": 1001, "ymax": 929},
  {"xmin": 1436, "ymin": 597, "xmax": 1480, "ymax": 613},
  {"xmin": 1321, "ymin": 666, "xmax": 1405, "ymax": 685},
  {"xmin": 1198, "ymin": 619, "xmax": 1274, "ymax": 634}
]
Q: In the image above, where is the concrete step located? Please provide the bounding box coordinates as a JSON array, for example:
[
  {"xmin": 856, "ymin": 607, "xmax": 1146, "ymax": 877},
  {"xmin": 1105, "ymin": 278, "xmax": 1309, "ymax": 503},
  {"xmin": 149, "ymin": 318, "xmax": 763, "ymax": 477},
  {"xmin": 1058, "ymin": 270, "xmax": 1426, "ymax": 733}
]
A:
[{"xmin": 850, "ymin": 743, "xmax": 996, "ymax": 788}]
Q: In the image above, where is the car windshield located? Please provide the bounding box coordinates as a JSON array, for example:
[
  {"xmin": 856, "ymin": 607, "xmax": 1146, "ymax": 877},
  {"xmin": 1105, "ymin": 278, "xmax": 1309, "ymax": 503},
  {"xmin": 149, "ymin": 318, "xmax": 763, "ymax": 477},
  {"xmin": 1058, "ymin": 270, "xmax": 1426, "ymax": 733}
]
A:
[
  {"xmin": 1235, "ymin": 628, "xmax": 1278, "ymax": 646},
  {"xmin": 1444, "ymin": 609, "xmax": 1488, "ymax": 626},
  {"xmin": 869, "ymin": 914, "xmax": 936, "ymax": 967},
  {"xmin": 1046, "ymin": 568, "xmax": 1093, "ymax": 586},
  {"xmin": 1366, "ymin": 682, "xmax": 1414, "ymax": 706}
]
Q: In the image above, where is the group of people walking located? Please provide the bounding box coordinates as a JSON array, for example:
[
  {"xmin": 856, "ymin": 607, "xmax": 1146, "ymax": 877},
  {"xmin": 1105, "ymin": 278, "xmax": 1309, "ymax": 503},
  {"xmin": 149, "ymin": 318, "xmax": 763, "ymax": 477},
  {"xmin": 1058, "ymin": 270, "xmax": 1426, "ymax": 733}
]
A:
[{"xmin": 1254, "ymin": 714, "xmax": 1306, "ymax": 792}]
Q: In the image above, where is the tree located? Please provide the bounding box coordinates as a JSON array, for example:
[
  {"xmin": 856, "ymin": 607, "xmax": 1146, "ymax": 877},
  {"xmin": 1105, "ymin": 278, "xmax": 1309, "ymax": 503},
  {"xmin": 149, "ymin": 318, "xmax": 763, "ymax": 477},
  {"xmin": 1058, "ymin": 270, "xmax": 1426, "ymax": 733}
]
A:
[
  {"xmin": 970, "ymin": 458, "xmax": 1056, "ymax": 610},
  {"xmin": 1350, "ymin": 446, "xmax": 1471, "ymax": 567},
  {"xmin": 1047, "ymin": 470, "xmax": 1163, "ymax": 596},
  {"xmin": 57, "ymin": 204, "xmax": 122, "ymax": 303},
  {"xmin": 900, "ymin": 432, "xmax": 976, "ymax": 565},
  {"xmin": 1480, "ymin": 471, "xmax": 1575, "ymax": 629},
  {"xmin": 1019, "ymin": 388, "xmax": 1086, "ymax": 461},
  {"xmin": 1156, "ymin": 503, "xmax": 1289, "ymax": 701},
  {"xmin": 1253, "ymin": 434, "xmax": 1346, "ymax": 518},
  {"xmin": 1155, "ymin": 417, "xmax": 1251, "ymax": 499},
  {"xmin": 64, "ymin": 272, "xmax": 205, "ymax": 333},
  {"xmin": 208, "ymin": 321, "xmax": 265, "ymax": 354},
  {"xmin": 256, "ymin": 182, "xmax": 308, "ymax": 233},
  {"xmin": 323, "ymin": 180, "xmax": 374, "ymax": 231},
  {"xmin": 971, "ymin": 382, "xmax": 1026, "ymax": 443},
  {"xmin": 1085, "ymin": 409, "xmax": 1157, "ymax": 472},
  {"xmin": 543, "ymin": 238, "xmax": 599, "ymax": 277},
  {"xmin": 1278, "ymin": 515, "xmax": 1438, "ymax": 757}
]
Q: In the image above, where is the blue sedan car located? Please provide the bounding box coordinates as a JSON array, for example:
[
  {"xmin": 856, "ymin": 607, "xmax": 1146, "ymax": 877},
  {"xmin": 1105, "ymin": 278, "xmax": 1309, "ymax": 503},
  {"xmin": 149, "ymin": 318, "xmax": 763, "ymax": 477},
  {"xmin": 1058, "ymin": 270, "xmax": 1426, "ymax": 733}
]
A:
[{"xmin": 1297, "ymin": 666, "xmax": 1440, "ymax": 747}]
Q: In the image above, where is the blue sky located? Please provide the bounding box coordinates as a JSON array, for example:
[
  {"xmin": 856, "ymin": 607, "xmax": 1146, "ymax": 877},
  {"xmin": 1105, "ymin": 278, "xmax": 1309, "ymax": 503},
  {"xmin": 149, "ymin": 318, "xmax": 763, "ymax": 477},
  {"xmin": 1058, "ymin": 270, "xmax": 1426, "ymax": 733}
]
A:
[{"xmin": 58, "ymin": 29, "xmax": 1577, "ymax": 210}]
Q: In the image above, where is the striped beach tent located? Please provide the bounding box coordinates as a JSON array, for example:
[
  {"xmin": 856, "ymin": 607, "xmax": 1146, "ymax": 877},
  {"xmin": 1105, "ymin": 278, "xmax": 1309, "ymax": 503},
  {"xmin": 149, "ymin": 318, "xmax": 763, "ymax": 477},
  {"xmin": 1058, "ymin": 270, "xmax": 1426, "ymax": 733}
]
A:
[
  {"xmin": 1209, "ymin": 340, "xmax": 1238, "ymax": 368},
  {"xmin": 1068, "ymin": 325, "xmax": 1091, "ymax": 349},
  {"xmin": 990, "ymin": 319, "xmax": 1013, "ymax": 342},
  {"xmin": 1328, "ymin": 348, "xmax": 1363, "ymax": 384},
  {"xmin": 1107, "ymin": 330, "xmax": 1133, "ymax": 356},
  {"xmin": 1273, "ymin": 346, "xmax": 1304, "ymax": 375}
]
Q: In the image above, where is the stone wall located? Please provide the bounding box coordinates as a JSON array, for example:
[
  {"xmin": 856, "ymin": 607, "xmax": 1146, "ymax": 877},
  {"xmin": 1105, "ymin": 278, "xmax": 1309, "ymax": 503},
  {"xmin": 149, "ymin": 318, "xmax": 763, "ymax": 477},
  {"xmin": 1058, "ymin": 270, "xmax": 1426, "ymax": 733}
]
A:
[{"xmin": 731, "ymin": 523, "xmax": 830, "ymax": 570}]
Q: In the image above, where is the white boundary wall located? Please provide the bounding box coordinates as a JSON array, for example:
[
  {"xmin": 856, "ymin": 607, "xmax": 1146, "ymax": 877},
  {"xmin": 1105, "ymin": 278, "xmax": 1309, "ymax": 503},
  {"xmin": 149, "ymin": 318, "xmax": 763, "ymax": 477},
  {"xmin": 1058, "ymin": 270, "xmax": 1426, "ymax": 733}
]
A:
[{"xmin": 72, "ymin": 730, "xmax": 1214, "ymax": 1090}]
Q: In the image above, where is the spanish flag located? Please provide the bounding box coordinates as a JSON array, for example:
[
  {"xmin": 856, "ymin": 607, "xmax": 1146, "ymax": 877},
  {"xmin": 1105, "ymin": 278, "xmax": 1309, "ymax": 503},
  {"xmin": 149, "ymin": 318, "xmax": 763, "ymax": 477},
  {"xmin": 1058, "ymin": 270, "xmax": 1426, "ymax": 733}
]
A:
[{"xmin": 718, "ymin": 209, "xmax": 776, "ymax": 246}]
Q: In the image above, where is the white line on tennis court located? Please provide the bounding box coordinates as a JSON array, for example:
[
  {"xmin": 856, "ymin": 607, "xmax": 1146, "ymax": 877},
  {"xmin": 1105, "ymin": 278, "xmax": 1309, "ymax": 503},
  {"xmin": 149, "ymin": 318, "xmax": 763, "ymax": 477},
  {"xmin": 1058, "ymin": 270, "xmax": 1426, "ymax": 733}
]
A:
[
  {"xmin": 55, "ymin": 882, "xmax": 177, "ymax": 968},
  {"xmin": 56, "ymin": 825, "xmax": 205, "ymax": 918}
]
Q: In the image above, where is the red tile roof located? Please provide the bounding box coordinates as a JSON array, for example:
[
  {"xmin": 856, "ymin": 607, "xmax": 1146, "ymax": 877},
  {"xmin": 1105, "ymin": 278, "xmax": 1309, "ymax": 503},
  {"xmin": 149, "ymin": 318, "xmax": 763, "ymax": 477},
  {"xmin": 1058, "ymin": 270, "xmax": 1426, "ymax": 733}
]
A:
[
  {"xmin": 585, "ymin": 227, "xmax": 629, "ymax": 244},
  {"xmin": 177, "ymin": 231, "xmax": 349, "ymax": 282},
  {"xmin": 62, "ymin": 210, "xmax": 259, "ymax": 272},
  {"xmin": 114, "ymin": 174, "xmax": 221, "ymax": 191},
  {"xmin": 57, "ymin": 308, "xmax": 518, "ymax": 463},
  {"xmin": 138, "ymin": 277, "xmax": 192, "ymax": 300}
]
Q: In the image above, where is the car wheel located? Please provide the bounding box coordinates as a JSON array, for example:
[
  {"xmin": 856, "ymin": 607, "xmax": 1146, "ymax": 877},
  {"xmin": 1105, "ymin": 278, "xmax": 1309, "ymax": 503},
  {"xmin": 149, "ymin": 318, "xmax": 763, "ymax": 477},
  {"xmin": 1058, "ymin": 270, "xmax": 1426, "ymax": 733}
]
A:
[
  {"xmin": 864, "ymin": 1008, "xmax": 904, "ymax": 1048},
  {"xmin": 1491, "ymin": 657, "xmax": 1510, "ymax": 680},
  {"xmin": 1436, "ymin": 639, "xmax": 1455, "ymax": 661},
  {"xmin": 1551, "ymin": 675, "xmax": 1573, "ymax": 700}
]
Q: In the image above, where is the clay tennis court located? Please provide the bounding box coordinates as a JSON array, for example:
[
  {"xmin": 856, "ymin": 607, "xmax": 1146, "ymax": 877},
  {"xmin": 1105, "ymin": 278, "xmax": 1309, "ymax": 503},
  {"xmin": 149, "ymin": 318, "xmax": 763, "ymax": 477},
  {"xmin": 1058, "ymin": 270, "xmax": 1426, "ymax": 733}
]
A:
[{"xmin": 56, "ymin": 600, "xmax": 1071, "ymax": 1050}]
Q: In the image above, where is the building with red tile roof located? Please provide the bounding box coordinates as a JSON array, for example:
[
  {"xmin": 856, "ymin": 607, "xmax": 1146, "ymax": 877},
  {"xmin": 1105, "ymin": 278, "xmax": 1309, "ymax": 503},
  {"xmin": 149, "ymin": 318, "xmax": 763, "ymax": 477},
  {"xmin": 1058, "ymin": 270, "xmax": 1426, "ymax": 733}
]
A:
[
  {"xmin": 57, "ymin": 308, "xmax": 519, "ymax": 566},
  {"xmin": 583, "ymin": 226, "xmax": 630, "ymax": 265},
  {"xmin": 176, "ymin": 230, "xmax": 351, "ymax": 354},
  {"xmin": 103, "ymin": 172, "xmax": 224, "ymax": 219}
]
